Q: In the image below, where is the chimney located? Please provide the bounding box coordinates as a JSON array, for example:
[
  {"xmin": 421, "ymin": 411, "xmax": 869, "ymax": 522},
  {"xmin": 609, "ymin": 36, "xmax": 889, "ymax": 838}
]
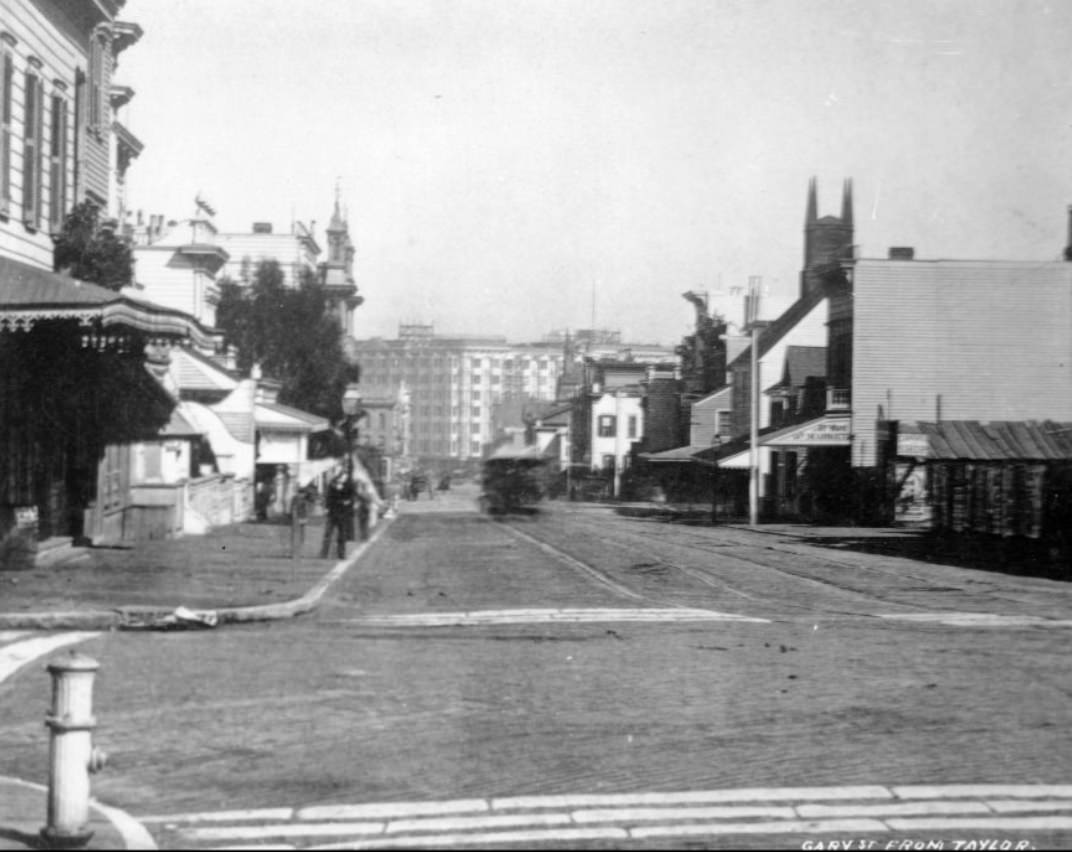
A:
[
  {"xmin": 253, "ymin": 222, "xmax": 273, "ymax": 234},
  {"xmin": 888, "ymin": 247, "xmax": 915, "ymax": 261}
]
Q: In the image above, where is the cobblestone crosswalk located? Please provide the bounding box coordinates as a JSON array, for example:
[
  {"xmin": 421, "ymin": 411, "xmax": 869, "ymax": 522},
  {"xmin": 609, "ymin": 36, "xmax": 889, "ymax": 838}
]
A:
[{"xmin": 139, "ymin": 786, "xmax": 1072, "ymax": 849}]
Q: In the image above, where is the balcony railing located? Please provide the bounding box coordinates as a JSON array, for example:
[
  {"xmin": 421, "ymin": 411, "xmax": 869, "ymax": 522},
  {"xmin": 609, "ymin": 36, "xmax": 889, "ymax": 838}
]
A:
[{"xmin": 827, "ymin": 387, "xmax": 851, "ymax": 411}]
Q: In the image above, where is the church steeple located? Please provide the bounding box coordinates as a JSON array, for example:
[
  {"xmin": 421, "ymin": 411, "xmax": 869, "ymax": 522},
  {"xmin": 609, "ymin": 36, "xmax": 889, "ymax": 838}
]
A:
[
  {"xmin": 801, "ymin": 176, "xmax": 854, "ymax": 298},
  {"xmin": 318, "ymin": 182, "xmax": 362, "ymax": 334},
  {"xmin": 805, "ymin": 176, "xmax": 818, "ymax": 227},
  {"xmin": 841, "ymin": 178, "xmax": 854, "ymax": 231}
]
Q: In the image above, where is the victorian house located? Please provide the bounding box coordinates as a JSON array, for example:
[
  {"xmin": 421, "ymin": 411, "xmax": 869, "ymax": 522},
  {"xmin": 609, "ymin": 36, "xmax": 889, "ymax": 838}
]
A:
[{"xmin": 0, "ymin": 0, "xmax": 210, "ymax": 563}]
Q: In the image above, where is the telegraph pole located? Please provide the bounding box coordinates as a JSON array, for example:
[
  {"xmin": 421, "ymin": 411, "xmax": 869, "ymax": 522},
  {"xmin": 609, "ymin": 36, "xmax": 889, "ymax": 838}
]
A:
[{"xmin": 746, "ymin": 277, "xmax": 764, "ymax": 526}]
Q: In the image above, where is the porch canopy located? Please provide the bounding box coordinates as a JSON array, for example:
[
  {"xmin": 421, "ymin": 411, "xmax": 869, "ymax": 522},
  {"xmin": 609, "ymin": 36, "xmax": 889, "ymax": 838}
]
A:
[
  {"xmin": 0, "ymin": 255, "xmax": 215, "ymax": 347},
  {"xmin": 487, "ymin": 443, "xmax": 549, "ymax": 462},
  {"xmin": 638, "ymin": 445, "xmax": 721, "ymax": 468}
]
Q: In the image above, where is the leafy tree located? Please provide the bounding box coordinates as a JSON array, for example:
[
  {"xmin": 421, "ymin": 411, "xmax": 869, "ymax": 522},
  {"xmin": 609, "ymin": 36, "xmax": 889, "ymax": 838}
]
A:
[
  {"xmin": 52, "ymin": 200, "xmax": 134, "ymax": 291},
  {"xmin": 216, "ymin": 260, "xmax": 359, "ymax": 420},
  {"xmin": 676, "ymin": 292, "xmax": 728, "ymax": 396}
]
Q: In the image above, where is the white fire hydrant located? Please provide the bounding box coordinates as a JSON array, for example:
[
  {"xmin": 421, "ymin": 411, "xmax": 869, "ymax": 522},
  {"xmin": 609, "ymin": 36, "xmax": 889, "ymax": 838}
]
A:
[{"xmin": 41, "ymin": 651, "xmax": 107, "ymax": 849}]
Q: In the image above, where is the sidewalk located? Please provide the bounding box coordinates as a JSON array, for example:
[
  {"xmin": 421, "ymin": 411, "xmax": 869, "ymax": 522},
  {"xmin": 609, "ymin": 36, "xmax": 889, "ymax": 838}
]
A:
[
  {"xmin": 0, "ymin": 776, "xmax": 150, "ymax": 850},
  {"xmin": 0, "ymin": 511, "xmax": 393, "ymax": 630}
]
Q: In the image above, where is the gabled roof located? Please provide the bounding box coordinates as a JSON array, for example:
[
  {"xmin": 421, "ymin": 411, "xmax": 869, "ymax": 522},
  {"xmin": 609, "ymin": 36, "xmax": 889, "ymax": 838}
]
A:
[
  {"xmin": 728, "ymin": 286, "xmax": 827, "ymax": 370},
  {"xmin": 767, "ymin": 345, "xmax": 826, "ymax": 393}
]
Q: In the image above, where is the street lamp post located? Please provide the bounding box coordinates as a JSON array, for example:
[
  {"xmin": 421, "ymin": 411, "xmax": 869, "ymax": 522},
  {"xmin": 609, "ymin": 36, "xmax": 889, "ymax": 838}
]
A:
[{"xmin": 340, "ymin": 386, "xmax": 366, "ymax": 484}]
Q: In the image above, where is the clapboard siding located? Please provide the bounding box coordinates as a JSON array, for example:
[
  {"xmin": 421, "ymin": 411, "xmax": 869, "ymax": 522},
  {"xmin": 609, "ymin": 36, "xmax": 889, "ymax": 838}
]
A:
[
  {"xmin": 852, "ymin": 259, "xmax": 1072, "ymax": 467},
  {"xmin": 0, "ymin": 0, "xmax": 102, "ymax": 269}
]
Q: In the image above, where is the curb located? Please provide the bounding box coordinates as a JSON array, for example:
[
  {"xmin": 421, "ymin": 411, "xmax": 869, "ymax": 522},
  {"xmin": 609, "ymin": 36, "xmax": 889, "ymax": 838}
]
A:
[
  {"xmin": 0, "ymin": 514, "xmax": 395, "ymax": 632},
  {"xmin": 0, "ymin": 775, "xmax": 157, "ymax": 850}
]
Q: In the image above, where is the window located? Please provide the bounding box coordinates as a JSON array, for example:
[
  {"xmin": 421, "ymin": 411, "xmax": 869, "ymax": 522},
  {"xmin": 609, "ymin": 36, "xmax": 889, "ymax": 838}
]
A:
[
  {"xmin": 601, "ymin": 454, "xmax": 616, "ymax": 473},
  {"xmin": 715, "ymin": 410, "xmax": 731, "ymax": 437},
  {"xmin": 471, "ymin": 405, "xmax": 480, "ymax": 416},
  {"xmin": 471, "ymin": 374, "xmax": 481, "ymax": 384},
  {"xmin": 597, "ymin": 415, "xmax": 616, "ymax": 437},
  {"xmin": 0, "ymin": 46, "xmax": 12, "ymax": 216},
  {"xmin": 470, "ymin": 440, "xmax": 481, "ymax": 454},
  {"xmin": 472, "ymin": 390, "xmax": 480, "ymax": 401},
  {"xmin": 627, "ymin": 415, "xmax": 638, "ymax": 439},
  {"xmin": 49, "ymin": 92, "xmax": 68, "ymax": 232},
  {"xmin": 471, "ymin": 424, "xmax": 480, "ymax": 434},
  {"xmin": 22, "ymin": 69, "xmax": 43, "ymax": 229}
]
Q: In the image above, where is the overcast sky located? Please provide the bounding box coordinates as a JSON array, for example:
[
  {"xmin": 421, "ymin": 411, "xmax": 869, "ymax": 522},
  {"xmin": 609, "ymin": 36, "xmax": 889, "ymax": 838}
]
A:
[{"xmin": 119, "ymin": 0, "xmax": 1072, "ymax": 343}]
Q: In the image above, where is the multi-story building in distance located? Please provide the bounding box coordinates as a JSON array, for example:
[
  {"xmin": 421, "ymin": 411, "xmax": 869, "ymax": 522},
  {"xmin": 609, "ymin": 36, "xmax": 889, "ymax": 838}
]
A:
[{"xmin": 353, "ymin": 324, "xmax": 567, "ymax": 464}]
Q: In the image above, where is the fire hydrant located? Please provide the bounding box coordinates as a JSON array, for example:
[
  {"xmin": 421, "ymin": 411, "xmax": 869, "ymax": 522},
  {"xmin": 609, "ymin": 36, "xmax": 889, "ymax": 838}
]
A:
[{"xmin": 41, "ymin": 652, "xmax": 107, "ymax": 849}]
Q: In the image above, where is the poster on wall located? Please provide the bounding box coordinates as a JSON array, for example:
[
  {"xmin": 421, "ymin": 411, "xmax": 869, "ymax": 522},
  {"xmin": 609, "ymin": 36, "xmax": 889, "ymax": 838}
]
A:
[{"xmin": 894, "ymin": 462, "xmax": 932, "ymax": 527}]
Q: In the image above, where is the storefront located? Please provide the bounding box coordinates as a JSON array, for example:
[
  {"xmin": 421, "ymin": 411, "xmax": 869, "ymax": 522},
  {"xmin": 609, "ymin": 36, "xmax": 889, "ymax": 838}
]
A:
[{"xmin": 759, "ymin": 414, "xmax": 852, "ymax": 521}]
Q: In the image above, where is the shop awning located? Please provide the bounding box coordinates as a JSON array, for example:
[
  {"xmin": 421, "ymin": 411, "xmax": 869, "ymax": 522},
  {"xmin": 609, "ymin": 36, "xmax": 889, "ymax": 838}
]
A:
[
  {"xmin": 759, "ymin": 415, "xmax": 851, "ymax": 448},
  {"xmin": 0, "ymin": 256, "xmax": 216, "ymax": 348}
]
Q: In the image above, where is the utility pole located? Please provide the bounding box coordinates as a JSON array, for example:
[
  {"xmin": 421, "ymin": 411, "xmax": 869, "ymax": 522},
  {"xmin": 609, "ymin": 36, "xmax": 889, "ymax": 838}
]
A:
[{"xmin": 746, "ymin": 277, "xmax": 765, "ymax": 526}]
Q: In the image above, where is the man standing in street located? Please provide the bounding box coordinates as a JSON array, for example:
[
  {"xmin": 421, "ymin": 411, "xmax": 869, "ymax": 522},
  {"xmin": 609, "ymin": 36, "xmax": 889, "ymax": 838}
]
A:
[{"xmin": 320, "ymin": 471, "xmax": 356, "ymax": 559}]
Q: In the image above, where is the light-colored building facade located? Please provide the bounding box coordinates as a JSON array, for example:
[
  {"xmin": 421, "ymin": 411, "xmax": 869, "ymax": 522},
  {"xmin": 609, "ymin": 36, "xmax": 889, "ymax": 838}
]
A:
[
  {"xmin": 217, "ymin": 220, "xmax": 320, "ymax": 289},
  {"xmin": 0, "ymin": 0, "xmax": 134, "ymax": 267},
  {"xmin": 353, "ymin": 325, "xmax": 565, "ymax": 463},
  {"xmin": 128, "ymin": 204, "xmax": 229, "ymax": 328},
  {"xmin": 851, "ymin": 257, "xmax": 1072, "ymax": 468}
]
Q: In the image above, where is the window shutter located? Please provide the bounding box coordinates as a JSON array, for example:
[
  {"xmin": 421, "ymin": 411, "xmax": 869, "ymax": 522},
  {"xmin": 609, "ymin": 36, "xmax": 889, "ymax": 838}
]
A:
[
  {"xmin": 21, "ymin": 71, "xmax": 36, "ymax": 225},
  {"xmin": 0, "ymin": 52, "xmax": 12, "ymax": 216},
  {"xmin": 49, "ymin": 94, "xmax": 67, "ymax": 232}
]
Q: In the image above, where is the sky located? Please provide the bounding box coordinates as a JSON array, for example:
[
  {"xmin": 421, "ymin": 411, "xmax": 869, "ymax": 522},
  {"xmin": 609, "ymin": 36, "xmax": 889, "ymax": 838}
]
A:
[{"xmin": 119, "ymin": 0, "xmax": 1072, "ymax": 344}]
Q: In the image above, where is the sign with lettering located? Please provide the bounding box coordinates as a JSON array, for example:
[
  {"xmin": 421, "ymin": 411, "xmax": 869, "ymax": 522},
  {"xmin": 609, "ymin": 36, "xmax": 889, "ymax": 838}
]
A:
[
  {"xmin": 897, "ymin": 433, "xmax": 931, "ymax": 458},
  {"xmin": 762, "ymin": 417, "xmax": 851, "ymax": 447}
]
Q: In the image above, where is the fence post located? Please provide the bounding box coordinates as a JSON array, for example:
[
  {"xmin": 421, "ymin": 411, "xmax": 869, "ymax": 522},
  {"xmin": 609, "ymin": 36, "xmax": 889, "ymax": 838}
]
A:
[{"xmin": 41, "ymin": 652, "xmax": 107, "ymax": 848}]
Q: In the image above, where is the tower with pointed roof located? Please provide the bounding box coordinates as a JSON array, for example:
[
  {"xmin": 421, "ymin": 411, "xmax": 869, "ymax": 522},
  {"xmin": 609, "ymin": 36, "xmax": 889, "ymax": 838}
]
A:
[
  {"xmin": 318, "ymin": 185, "xmax": 362, "ymax": 335},
  {"xmin": 801, "ymin": 177, "xmax": 854, "ymax": 298}
]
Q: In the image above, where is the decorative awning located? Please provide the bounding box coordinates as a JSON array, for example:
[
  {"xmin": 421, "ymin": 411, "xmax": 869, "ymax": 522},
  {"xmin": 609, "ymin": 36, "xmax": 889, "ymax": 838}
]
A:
[
  {"xmin": 0, "ymin": 255, "xmax": 216, "ymax": 348},
  {"xmin": 759, "ymin": 415, "xmax": 851, "ymax": 448}
]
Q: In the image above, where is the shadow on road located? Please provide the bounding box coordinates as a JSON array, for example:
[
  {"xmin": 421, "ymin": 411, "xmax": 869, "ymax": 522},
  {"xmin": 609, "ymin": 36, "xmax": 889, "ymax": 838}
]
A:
[{"xmin": 787, "ymin": 530, "xmax": 1071, "ymax": 582}]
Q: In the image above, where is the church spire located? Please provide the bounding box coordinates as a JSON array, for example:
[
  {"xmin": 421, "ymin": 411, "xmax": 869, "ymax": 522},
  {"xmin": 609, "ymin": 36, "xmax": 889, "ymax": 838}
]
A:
[
  {"xmin": 805, "ymin": 176, "xmax": 818, "ymax": 226},
  {"xmin": 841, "ymin": 178, "xmax": 854, "ymax": 230},
  {"xmin": 329, "ymin": 178, "xmax": 345, "ymax": 231}
]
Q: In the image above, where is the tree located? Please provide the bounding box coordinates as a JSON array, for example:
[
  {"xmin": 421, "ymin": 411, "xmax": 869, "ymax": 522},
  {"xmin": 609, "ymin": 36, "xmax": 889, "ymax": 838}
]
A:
[
  {"xmin": 52, "ymin": 201, "xmax": 134, "ymax": 291},
  {"xmin": 676, "ymin": 291, "xmax": 728, "ymax": 397},
  {"xmin": 216, "ymin": 260, "xmax": 359, "ymax": 420}
]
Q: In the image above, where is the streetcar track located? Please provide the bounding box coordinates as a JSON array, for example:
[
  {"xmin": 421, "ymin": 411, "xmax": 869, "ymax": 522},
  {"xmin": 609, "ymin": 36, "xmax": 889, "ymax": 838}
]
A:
[{"xmin": 524, "ymin": 510, "xmax": 971, "ymax": 616}]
